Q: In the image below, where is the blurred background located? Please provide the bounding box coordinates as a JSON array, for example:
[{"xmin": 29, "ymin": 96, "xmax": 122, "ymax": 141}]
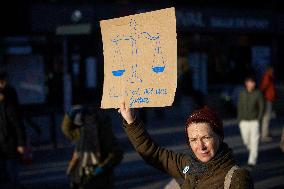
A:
[{"xmin": 0, "ymin": 0, "xmax": 284, "ymax": 189}]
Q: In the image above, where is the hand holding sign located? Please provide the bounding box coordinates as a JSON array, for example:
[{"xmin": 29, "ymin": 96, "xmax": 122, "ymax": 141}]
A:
[{"xmin": 118, "ymin": 101, "xmax": 135, "ymax": 124}]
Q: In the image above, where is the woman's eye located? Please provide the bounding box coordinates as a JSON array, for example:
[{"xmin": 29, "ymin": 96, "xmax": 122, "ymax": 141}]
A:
[{"xmin": 203, "ymin": 136, "xmax": 212, "ymax": 141}]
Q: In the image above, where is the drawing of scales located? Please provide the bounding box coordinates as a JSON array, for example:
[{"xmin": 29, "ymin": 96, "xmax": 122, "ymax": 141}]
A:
[
  {"xmin": 108, "ymin": 18, "xmax": 167, "ymax": 105},
  {"xmin": 106, "ymin": 19, "xmax": 169, "ymax": 107},
  {"xmin": 110, "ymin": 19, "xmax": 166, "ymax": 78},
  {"xmin": 100, "ymin": 7, "xmax": 176, "ymax": 109}
]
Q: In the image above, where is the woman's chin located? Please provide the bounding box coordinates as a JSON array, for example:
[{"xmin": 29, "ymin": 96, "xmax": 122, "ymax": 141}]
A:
[{"xmin": 197, "ymin": 154, "xmax": 213, "ymax": 163}]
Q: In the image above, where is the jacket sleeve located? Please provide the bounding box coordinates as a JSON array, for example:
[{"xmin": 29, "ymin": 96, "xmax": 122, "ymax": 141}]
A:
[
  {"xmin": 6, "ymin": 102, "xmax": 26, "ymax": 146},
  {"xmin": 99, "ymin": 116, "xmax": 123, "ymax": 170},
  {"xmin": 123, "ymin": 119, "xmax": 187, "ymax": 179},
  {"xmin": 61, "ymin": 114, "xmax": 81, "ymax": 142},
  {"xmin": 230, "ymin": 168, "xmax": 254, "ymax": 189}
]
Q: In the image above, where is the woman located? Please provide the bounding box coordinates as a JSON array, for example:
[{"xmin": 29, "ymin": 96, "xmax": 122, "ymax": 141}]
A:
[{"xmin": 119, "ymin": 103, "xmax": 254, "ymax": 189}]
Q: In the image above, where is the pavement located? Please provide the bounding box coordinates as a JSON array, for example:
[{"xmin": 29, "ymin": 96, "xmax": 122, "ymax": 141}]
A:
[{"xmin": 17, "ymin": 98, "xmax": 284, "ymax": 189}]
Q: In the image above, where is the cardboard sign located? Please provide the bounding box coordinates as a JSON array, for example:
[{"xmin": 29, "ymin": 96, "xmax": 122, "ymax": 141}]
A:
[{"xmin": 100, "ymin": 7, "xmax": 177, "ymax": 108}]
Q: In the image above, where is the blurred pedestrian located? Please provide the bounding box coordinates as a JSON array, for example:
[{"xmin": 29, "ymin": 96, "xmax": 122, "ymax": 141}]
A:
[
  {"xmin": 0, "ymin": 71, "xmax": 19, "ymax": 108},
  {"xmin": 0, "ymin": 91, "xmax": 26, "ymax": 189},
  {"xmin": 237, "ymin": 75, "xmax": 264, "ymax": 170},
  {"xmin": 259, "ymin": 65, "xmax": 277, "ymax": 142},
  {"xmin": 0, "ymin": 71, "xmax": 41, "ymax": 136},
  {"xmin": 119, "ymin": 103, "xmax": 254, "ymax": 188},
  {"xmin": 61, "ymin": 105, "xmax": 123, "ymax": 189}
]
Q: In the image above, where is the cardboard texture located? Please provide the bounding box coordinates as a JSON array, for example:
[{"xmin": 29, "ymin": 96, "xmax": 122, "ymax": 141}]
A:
[{"xmin": 100, "ymin": 7, "xmax": 177, "ymax": 108}]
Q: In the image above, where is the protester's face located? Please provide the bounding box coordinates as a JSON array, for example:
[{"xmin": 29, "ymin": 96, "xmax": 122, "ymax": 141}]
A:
[
  {"xmin": 187, "ymin": 122, "xmax": 220, "ymax": 163},
  {"xmin": 0, "ymin": 80, "xmax": 6, "ymax": 90},
  {"xmin": 245, "ymin": 79, "xmax": 255, "ymax": 91}
]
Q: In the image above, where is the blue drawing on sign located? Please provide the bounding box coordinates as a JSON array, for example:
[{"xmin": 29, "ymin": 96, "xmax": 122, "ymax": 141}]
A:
[
  {"xmin": 152, "ymin": 66, "xmax": 165, "ymax": 73},
  {"xmin": 156, "ymin": 88, "xmax": 167, "ymax": 95},
  {"xmin": 141, "ymin": 32, "xmax": 160, "ymax": 40},
  {"xmin": 130, "ymin": 96, "xmax": 150, "ymax": 107},
  {"xmin": 144, "ymin": 88, "xmax": 154, "ymax": 95},
  {"xmin": 151, "ymin": 40, "xmax": 166, "ymax": 74},
  {"xmin": 110, "ymin": 18, "xmax": 166, "ymax": 78},
  {"xmin": 144, "ymin": 87, "xmax": 167, "ymax": 95},
  {"xmin": 110, "ymin": 38, "xmax": 126, "ymax": 77},
  {"xmin": 139, "ymin": 31, "xmax": 166, "ymax": 74},
  {"xmin": 112, "ymin": 69, "xmax": 125, "ymax": 77},
  {"xmin": 108, "ymin": 18, "xmax": 169, "ymax": 106},
  {"xmin": 129, "ymin": 96, "xmax": 150, "ymax": 108},
  {"xmin": 129, "ymin": 88, "xmax": 149, "ymax": 107},
  {"xmin": 111, "ymin": 35, "xmax": 137, "ymax": 55},
  {"xmin": 109, "ymin": 86, "xmax": 119, "ymax": 98},
  {"xmin": 127, "ymin": 64, "xmax": 142, "ymax": 83}
]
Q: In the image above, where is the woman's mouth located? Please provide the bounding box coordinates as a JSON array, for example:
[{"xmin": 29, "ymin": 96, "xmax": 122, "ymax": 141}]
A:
[{"xmin": 200, "ymin": 152, "xmax": 209, "ymax": 156}]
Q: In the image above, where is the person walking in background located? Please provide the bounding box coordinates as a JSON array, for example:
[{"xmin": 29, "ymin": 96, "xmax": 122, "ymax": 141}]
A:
[
  {"xmin": 119, "ymin": 103, "xmax": 254, "ymax": 188},
  {"xmin": 0, "ymin": 71, "xmax": 41, "ymax": 136},
  {"xmin": 0, "ymin": 91, "xmax": 26, "ymax": 189},
  {"xmin": 237, "ymin": 75, "xmax": 264, "ymax": 170},
  {"xmin": 0, "ymin": 71, "xmax": 20, "ymax": 108},
  {"xmin": 259, "ymin": 65, "xmax": 277, "ymax": 142},
  {"xmin": 61, "ymin": 105, "xmax": 123, "ymax": 189}
]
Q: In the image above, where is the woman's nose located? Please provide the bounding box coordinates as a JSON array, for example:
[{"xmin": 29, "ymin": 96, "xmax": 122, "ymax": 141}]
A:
[{"xmin": 197, "ymin": 140, "xmax": 206, "ymax": 150}]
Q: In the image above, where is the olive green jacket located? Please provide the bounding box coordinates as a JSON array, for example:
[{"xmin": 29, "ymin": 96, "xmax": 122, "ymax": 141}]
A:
[
  {"xmin": 237, "ymin": 89, "xmax": 264, "ymax": 121},
  {"xmin": 123, "ymin": 119, "xmax": 254, "ymax": 189}
]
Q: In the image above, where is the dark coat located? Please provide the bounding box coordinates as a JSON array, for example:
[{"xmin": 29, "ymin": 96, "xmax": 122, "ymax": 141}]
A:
[
  {"xmin": 62, "ymin": 109, "xmax": 123, "ymax": 189},
  {"xmin": 237, "ymin": 89, "xmax": 264, "ymax": 121},
  {"xmin": 123, "ymin": 119, "xmax": 254, "ymax": 189},
  {"xmin": 0, "ymin": 99, "xmax": 26, "ymax": 159},
  {"xmin": 1, "ymin": 85, "xmax": 20, "ymax": 109}
]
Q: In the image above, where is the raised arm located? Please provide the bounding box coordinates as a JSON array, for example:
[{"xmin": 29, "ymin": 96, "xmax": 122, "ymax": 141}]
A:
[{"xmin": 118, "ymin": 102, "xmax": 187, "ymax": 179}]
